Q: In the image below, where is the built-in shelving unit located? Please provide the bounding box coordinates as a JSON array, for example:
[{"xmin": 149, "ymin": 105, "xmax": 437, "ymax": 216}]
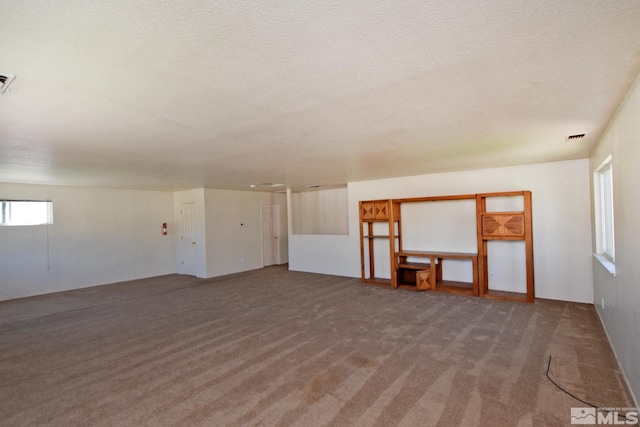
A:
[
  {"xmin": 359, "ymin": 191, "xmax": 534, "ymax": 303},
  {"xmin": 476, "ymin": 191, "xmax": 534, "ymax": 303},
  {"xmin": 359, "ymin": 199, "xmax": 401, "ymax": 286},
  {"xmin": 396, "ymin": 250, "xmax": 479, "ymax": 295}
]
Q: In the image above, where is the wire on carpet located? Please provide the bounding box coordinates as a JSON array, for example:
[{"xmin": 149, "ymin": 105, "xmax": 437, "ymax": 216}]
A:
[{"xmin": 545, "ymin": 354, "xmax": 629, "ymax": 422}]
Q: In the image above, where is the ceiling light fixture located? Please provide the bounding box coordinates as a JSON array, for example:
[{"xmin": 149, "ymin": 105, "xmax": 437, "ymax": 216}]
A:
[
  {"xmin": 253, "ymin": 183, "xmax": 285, "ymax": 188},
  {"xmin": 0, "ymin": 73, "xmax": 16, "ymax": 94},
  {"xmin": 250, "ymin": 183, "xmax": 284, "ymax": 189}
]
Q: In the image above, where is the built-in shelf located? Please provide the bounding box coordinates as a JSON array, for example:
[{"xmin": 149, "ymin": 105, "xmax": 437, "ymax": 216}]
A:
[
  {"xmin": 396, "ymin": 250, "xmax": 478, "ymax": 294},
  {"xmin": 359, "ymin": 191, "xmax": 534, "ymax": 303}
]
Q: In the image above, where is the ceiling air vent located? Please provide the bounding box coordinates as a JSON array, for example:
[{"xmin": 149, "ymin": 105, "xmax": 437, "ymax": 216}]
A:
[
  {"xmin": 0, "ymin": 73, "xmax": 16, "ymax": 94},
  {"xmin": 567, "ymin": 133, "xmax": 586, "ymax": 141}
]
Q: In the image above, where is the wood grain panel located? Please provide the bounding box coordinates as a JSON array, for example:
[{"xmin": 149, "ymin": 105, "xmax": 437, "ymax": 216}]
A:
[{"xmin": 482, "ymin": 213, "xmax": 524, "ymax": 238}]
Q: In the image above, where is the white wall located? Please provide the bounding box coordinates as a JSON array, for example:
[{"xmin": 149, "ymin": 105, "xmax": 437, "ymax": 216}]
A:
[
  {"xmin": 0, "ymin": 183, "xmax": 175, "ymax": 301},
  {"xmin": 292, "ymin": 188, "xmax": 349, "ymax": 235},
  {"xmin": 288, "ymin": 234, "xmax": 358, "ymax": 277},
  {"xmin": 203, "ymin": 189, "xmax": 288, "ymax": 277},
  {"xmin": 0, "ymin": 185, "xmax": 289, "ymax": 301},
  {"xmin": 289, "ymin": 159, "xmax": 594, "ymax": 303},
  {"xmin": 589, "ymin": 72, "xmax": 640, "ymax": 404}
]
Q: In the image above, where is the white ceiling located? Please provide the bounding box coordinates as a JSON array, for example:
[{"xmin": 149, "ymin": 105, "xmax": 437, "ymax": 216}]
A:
[{"xmin": 1, "ymin": 1, "xmax": 640, "ymax": 192}]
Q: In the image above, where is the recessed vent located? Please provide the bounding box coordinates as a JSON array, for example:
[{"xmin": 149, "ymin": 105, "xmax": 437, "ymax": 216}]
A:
[
  {"xmin": 567, "ymin": 133, "xmax": 586, "ymax": 141},
  {"xmin": 0, "ymin": 73, "xmax": 16, "ymax": 94}
]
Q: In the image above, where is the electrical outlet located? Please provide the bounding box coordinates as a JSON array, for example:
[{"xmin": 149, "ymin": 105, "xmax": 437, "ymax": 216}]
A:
[
  {"xmin": 601, "ymin": 298, "xmax": 605, "ymax": 309},
  {"xmin": 489, "ymin": 271, "xmax": 495, "ymax": 279}
]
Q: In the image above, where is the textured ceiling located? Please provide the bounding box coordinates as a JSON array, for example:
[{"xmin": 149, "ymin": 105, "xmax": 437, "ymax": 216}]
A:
[{"xmin": 1, "ymin": 1, "xmax": 640, "ymax": 191}]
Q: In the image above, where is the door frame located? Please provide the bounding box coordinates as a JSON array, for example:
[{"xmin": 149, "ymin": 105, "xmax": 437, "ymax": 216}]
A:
[
  {"xmin": 261, "ymin": 203, "xmax": 281, "ymax": 266},
  {"xmin": 180, "ymin": 202, "xmax": 197, "ymax": 276}
]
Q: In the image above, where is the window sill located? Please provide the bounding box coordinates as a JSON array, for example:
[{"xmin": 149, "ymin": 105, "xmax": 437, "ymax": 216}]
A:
[{"xmin": 594, "ymin": 253, "xmax": 616, "ymax": 277}]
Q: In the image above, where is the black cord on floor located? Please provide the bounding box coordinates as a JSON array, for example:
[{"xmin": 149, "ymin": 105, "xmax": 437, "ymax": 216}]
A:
[
  {"xmin": 545, "ymin": 354, "xmax": 630, "ymax": 422},
  {"xmin": 546, "ymin": 355, "xmax": 598, "ymax": 408}
]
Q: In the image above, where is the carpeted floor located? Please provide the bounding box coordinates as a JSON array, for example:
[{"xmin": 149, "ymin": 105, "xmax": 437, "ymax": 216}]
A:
[{"xmin": 0, "ymin": 266, "xmax": 634, "ymax": 426}]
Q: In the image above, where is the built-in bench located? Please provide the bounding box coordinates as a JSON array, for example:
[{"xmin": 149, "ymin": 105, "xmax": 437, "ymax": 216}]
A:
[{"xmin": 395, "ymin": 250, "xmax": 478, "ymax": 295}]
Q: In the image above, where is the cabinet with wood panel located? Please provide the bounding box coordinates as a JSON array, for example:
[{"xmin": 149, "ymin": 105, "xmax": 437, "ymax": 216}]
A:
[
  {"xmin": 359, "ymin": 199, "xmax": 400, "ymax": 286},
  {"xmin": 358, "ymin": 191, "xmax": 534, "ymax": 302}
]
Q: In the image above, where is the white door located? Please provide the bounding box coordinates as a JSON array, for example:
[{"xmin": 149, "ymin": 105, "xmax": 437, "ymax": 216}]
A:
[
  {"xmin": 180, "ymin": 202, "xmax": 197, "ymax": 276},
  {"xmin": 262, "ymin": 204, "xmax": 279, "ymax": 266}
]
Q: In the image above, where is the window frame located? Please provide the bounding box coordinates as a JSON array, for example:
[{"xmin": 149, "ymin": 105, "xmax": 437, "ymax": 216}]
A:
[
  {"xmin": 0, "ymin": 200, "xmax": 53, "ymax": 226},
  {"xmin": 593, "ymin": 155, "xmax": 615, "ymax": 271}
]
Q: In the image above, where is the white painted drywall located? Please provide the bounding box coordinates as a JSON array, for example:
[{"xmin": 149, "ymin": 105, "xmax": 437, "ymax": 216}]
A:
[
  {"xmin": 589, "ymin": 72, "xmax": 640, "ymax": 405},
  {"xmin": 0, "ymin": 183, "xmax": 175, "ymax": 301},
  {"xmin": 288, "ymin": 234, "xmax": 358, "ymax": 278},
  {"xmin": 203, "ymin": 189, "xmax": 288, "ymax": 278},
  {"xmin": 289, "ymin": 159, "xmax": 594, "ymax": 303},
  {"xmin": 292, "ymin": 188, "xmax": 349, "ymax": 235}
]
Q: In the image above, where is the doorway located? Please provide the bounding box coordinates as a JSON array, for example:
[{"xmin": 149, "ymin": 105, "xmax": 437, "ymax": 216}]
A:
[
  {"xmin": 261, "ymin": 204, "xmax": 280, "ymax": 266},
  {"xmin": 180, "ymin": 202, "xmax": 197, "ymax": 276}
]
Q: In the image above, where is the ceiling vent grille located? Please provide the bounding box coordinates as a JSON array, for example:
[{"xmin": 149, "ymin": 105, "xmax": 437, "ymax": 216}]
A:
[
  {"xmin": 0, "ymin": 73, "xmax": 16, "ymax": 94},
  {"xmin": 567, "ymin": 133, "xmax": 586, "ymax": 141}
]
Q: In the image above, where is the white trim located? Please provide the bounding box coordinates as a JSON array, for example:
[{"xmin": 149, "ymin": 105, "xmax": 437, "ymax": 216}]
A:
[
  {"xmin": 593, "ymin": 155, "xmax": 615, "ymax": 263},
  {"xmin": 594, "ymin": 253, "xmax": 616, "ymax": 277}
]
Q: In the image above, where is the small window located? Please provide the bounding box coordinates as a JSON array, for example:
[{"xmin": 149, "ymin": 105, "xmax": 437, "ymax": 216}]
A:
[
  {"xmin": 0, "ymin": 200, "xmax": 53, "ymax": 226},
  {"xmin": 594, "ymin": 156, "xmax": 615, "ymax": 262}
]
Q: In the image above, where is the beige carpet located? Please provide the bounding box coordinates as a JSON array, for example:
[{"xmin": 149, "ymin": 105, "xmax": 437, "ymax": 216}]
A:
[{"xmin": 0, "ymin": 266, "xmax": 634, "ymax": 426}]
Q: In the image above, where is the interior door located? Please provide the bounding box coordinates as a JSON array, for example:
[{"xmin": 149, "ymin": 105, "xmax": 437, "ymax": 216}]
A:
[
  {"xmin": 180, "ymin": 202, "xmax": 197, "ymax": 276},
  {"xmin": 261, "ymin": 204, "xmax": 279, "ymax": 266}
]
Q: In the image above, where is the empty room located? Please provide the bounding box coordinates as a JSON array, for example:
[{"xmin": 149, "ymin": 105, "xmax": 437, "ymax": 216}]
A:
[{"xmin": 1, "ymin": 2, "xmax": 639, "ymax": 426}]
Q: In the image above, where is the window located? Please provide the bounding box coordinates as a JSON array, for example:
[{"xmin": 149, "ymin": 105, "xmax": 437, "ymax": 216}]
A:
[
  {"xmin": 0, "ymin": 200, "xmax": 53, "ymax": 226},
  {"xmin": 594, "ymin": 156, "xmax": 615, "ymax": 263}
]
